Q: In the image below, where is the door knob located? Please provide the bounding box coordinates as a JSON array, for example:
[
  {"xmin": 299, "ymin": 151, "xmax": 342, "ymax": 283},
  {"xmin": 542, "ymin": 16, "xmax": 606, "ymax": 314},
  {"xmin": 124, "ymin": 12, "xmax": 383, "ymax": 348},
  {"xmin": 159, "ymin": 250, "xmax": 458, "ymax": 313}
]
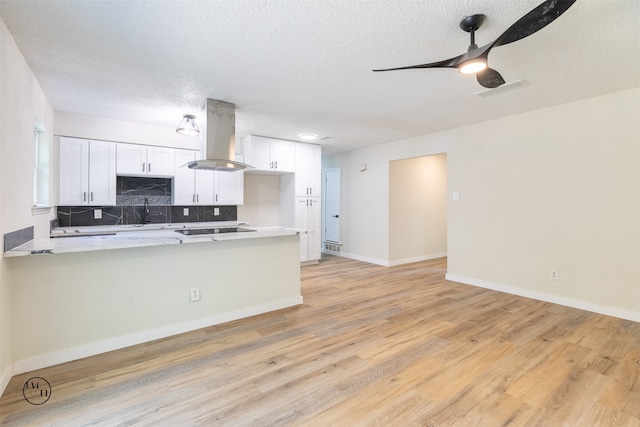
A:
[{"xmin": 332, "ymin": 215, "xmax": 339, "ymax": 218}]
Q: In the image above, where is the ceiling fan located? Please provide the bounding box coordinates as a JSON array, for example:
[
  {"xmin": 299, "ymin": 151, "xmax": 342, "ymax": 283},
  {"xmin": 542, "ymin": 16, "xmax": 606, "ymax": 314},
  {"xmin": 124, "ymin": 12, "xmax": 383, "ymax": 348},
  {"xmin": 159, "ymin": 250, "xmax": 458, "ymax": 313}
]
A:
[{"xmin": 373, "ymin": 0, "xmax": 577, "ymax": 88}]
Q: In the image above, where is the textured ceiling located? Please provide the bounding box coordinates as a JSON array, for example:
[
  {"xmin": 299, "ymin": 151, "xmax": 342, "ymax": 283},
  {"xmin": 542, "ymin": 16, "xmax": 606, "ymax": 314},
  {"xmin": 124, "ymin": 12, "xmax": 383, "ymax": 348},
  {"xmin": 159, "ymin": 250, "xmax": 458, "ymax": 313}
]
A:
[{"xmin": 1, "ymin": 0, "xmax": 639, "ymax": 155}]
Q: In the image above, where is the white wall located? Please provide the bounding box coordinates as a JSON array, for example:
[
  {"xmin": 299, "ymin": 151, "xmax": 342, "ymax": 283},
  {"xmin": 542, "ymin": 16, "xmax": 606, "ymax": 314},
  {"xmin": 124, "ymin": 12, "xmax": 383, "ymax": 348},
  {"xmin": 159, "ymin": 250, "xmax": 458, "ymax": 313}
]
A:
[
  {"xmin": 238, "ymin": 174, "xmax": 282, "ymax": 226},
  {"xmin": 389, "ymin": 154, "xmax": 447, "ymax": 264},
  {"xmin": 325, "ymin": 88, "xmax": 640, "ymax": 321},
  {"xmin": 0, "ymin": 17, "xmax": 55, "ymax": 392},
  {"xmin": 446, "ymin": 88, "xmax": 640, "ymax": 321},
  {"xmin": 323, "ymin": 136, "xmax": 449, "ymax": 265}
]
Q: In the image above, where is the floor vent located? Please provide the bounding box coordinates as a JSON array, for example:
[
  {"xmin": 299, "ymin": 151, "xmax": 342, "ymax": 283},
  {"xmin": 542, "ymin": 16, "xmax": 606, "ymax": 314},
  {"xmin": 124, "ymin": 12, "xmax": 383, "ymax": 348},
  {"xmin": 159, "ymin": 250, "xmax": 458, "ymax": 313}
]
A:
[{"xmin": 323, "ymin": 242, "xmax": 341, "ymax": 254}]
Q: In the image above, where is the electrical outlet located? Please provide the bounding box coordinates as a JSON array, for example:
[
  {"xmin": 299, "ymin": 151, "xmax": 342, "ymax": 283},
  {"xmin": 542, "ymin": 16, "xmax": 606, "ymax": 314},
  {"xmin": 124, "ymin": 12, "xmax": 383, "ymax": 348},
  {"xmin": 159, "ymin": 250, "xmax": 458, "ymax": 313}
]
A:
[
  {"xmin": 214, "ymin": 207, "xmax": 220, "ymax": 216},
  {"xmin": 183, "ymin": 208, "xmax": 189, "ymax": 216},
  {"xmin": 453, "ymin": 192, "xmax": 459, "ymax": 201},
  {"xmin": 549, "ymin": 270, "xmax": 559, "ymax": 281},
  {"xmin": 94, "ymin": 209, "xmax": 102, "ymax": 219},
  {"xmin": 190, "ymin": 287, "xmax": 200, "ymax": 302}
]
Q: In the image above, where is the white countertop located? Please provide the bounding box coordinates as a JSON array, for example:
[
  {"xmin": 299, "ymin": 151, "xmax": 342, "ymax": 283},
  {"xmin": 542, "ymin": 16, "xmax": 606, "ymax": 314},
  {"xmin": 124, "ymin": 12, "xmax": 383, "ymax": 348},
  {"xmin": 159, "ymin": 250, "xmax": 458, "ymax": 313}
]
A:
[{"xmin": 5, "ymin": 222, "xmax": 305, "ymax": 257}]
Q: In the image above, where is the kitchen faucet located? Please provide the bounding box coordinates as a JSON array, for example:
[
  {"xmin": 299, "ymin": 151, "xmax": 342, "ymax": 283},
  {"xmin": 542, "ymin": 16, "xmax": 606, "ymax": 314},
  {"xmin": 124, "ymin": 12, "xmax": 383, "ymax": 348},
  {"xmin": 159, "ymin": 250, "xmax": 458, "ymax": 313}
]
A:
[{"xmin": 143, "ymin": 197, "xmax": 151, "ymax": 224}]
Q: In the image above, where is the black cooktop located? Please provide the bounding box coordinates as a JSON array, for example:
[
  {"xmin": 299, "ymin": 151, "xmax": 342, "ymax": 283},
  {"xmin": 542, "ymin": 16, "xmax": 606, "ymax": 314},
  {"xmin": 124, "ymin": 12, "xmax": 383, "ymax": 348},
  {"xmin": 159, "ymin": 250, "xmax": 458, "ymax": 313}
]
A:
[{"xmin": 175, "ymin": 227, "xmax": 256, "ymax": 236}]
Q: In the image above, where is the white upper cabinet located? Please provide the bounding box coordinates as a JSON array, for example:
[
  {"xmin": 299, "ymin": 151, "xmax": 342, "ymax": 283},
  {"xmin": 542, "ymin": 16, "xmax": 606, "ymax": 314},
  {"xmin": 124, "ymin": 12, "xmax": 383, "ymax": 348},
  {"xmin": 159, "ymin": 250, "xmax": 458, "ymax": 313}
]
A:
[
  {"xmin": 214, "ymin": 170, "xmax": 244, "ymax": 205},
  {"xmin": 195, "ymin": 170, "xmax": 215, "ymax": 205},
  {"xmin": 173, "ymin": 149, "xmax": 196, "ymax": 205},
  {"xmin": 146, "ymin": 146, "xmax": 175, "ymax": 176},
  {"xmin": 116, "ymin": 143, "xmax": 174, "ymax": 177},
  {"xmin": 173, "ymin": 149, "xmax": 243, "ymax": 205},
  {"xmin": 59, "ymin": 137, "xmax": 116, "ymax": 206},
  {"xmin": 242, "ymin": 135, "xmax": 295, "ymax": 173},
  {"xmin": 295, "ymin": 143, "xmax": 321, "ymax": 197},
  {"xmin": 173, "ymin": 149, "xmax": 215, "ymax": 205}
]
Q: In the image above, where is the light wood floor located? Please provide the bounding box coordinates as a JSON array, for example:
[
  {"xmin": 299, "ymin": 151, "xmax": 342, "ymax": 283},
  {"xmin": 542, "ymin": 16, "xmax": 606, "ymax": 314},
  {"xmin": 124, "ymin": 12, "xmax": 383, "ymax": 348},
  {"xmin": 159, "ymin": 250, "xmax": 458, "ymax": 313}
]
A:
[{"xmin": 1, "ymin": 255, "xmax": 639, "ymax": 426}]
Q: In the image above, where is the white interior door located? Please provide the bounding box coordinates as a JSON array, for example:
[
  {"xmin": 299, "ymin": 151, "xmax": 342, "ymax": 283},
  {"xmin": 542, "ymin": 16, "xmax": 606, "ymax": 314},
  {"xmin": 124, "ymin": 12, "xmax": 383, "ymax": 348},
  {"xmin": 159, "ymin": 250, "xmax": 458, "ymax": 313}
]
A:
[{"xmin": 324, "ymin": 168, "xmax": 341, "ymax": 243}]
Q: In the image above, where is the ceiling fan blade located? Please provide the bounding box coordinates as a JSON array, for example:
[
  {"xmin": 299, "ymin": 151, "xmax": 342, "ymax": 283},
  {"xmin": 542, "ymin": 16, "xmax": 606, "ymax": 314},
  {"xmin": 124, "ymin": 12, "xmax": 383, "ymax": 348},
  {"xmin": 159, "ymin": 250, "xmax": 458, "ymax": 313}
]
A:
[
  {"xmin": 373, "ymin": 52, "xmax": 466, "ymax": 72},
  {"xmin": 494, "ymin": 0, "xmax": 577, "ymax": 47},
  {"xmin": 477, "ymin": 68, "xmax": 505, "ymax": 88}
]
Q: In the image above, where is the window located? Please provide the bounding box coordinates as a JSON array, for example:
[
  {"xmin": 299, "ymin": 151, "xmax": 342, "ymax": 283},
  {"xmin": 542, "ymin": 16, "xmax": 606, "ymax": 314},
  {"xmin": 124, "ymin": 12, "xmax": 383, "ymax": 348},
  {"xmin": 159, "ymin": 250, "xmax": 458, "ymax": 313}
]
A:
[{"xmin": 32, "ymin": 124, "xmax": 51, "ymax": 214}]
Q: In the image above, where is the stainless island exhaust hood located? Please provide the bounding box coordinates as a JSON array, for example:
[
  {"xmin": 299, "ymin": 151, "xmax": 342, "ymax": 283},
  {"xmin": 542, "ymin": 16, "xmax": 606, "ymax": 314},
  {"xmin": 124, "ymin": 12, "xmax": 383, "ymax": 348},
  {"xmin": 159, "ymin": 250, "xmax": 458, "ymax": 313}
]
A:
[{"xmin": 186, "ymin": 99, "xmax": 254, "ymax": 171}]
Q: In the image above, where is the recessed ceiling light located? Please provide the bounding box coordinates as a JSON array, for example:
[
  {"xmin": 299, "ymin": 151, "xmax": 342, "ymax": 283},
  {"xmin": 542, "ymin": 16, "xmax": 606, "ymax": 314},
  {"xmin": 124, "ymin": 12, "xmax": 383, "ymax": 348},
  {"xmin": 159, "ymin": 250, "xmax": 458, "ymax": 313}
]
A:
[{"xmin": 298, "ymin": 133, "xmax": 319, "ymax": 141}]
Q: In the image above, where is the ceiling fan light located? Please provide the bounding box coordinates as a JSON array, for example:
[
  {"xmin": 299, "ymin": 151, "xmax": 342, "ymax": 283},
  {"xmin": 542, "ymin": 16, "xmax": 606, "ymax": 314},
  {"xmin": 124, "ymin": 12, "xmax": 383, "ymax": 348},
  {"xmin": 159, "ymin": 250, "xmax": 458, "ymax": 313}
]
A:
[
  {"xmin": 459, "ymin": 59, "xmax": 487, "ymax": 74},
  {"xmin": 176, "ymin": 114, "xmax": 200, "ymax": 136}
]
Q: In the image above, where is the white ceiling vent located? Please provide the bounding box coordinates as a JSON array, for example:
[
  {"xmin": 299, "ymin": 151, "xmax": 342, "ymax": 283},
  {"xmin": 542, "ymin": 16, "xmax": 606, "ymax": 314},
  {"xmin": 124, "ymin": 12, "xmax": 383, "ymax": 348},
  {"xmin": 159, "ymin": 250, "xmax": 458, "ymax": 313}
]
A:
[{"xmin": 475, "ymin": 80, "xmax": 528, "ymax": 97}]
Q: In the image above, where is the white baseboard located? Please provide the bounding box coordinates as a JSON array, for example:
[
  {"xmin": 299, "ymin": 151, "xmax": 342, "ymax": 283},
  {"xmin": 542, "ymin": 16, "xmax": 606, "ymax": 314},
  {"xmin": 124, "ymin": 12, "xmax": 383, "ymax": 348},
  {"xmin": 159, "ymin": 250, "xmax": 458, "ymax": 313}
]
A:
[
  {"xmin": 446, "ymin": 273, "xmax": 640, "ymax": 323},
  {"xmin": 0, "ymin": 363, "xmax": 12, "ymax": 397},
  {"xmin": 332, "ymin": 252, "xmax": 448, "ymax": 268},
  {"xmin": 339, "ymin": 251, "xmax": 390, "ymax": 267},
  {"xmin": 12, "ymin": 295, "xmax": 303, "ymax": 375},
  {"xmin": 388, "ymin": 252, "xmax": 448, "ymax": 267}
]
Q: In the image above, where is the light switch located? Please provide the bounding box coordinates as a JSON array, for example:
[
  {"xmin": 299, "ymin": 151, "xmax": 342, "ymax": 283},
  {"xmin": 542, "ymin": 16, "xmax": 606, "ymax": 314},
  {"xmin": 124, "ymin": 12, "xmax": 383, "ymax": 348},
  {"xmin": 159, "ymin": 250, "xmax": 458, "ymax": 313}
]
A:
[
  {"xmin": 183, "ymin": 208, "xmax": 189, "ymax": 216},
  {"xmin": 453, "ymin": 192, "xmax": 459, "ymax": 201},
  {"xmin": 94, "ymin": 209, "xmax": 102, "ymax": 219},
  {"xmin": 214, "ymin": 207, "xmax": 220, "ymax": 216}
]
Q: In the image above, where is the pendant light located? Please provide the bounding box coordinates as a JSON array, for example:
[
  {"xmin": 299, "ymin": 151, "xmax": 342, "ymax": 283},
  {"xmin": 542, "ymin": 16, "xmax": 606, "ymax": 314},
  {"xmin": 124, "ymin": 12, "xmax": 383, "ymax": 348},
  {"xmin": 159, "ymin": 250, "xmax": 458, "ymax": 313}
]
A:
[{"xmin": 176, "ymin": 114, "xmax": 200, "ymax": 136}]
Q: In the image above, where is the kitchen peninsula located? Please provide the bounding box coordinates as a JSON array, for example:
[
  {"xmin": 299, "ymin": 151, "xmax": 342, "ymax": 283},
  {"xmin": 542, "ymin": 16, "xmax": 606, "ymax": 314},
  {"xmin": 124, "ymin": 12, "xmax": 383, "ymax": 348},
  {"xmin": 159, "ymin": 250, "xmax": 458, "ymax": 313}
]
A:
[{"xmin": 4, "ymin": 225, "xmax": 303, "ymax": 374}]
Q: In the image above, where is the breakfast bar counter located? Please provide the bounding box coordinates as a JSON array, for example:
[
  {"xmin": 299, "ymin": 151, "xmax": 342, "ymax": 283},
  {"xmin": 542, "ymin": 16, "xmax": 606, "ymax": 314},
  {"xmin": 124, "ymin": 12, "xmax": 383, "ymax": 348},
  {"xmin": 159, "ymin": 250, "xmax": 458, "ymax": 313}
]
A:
[
  {"xmin": 4, "ymin": 222, "xmax": 304, "ymax": 257},
  {"xmin": 5, "ymin": 223, "xmax": 303, "ymax": 374}
]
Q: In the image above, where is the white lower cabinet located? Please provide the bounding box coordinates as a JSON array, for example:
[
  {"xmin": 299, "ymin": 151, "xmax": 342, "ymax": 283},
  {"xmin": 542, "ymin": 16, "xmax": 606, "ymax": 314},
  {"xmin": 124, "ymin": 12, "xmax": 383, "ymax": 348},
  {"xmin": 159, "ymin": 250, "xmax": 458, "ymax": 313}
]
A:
[
  {"xmin": 295, "ymin": 197, "xmax": 321, "ymax": 262},
  {"xmin": 59, "ymin": 137, "xmax": 116, "ymax": 206}
]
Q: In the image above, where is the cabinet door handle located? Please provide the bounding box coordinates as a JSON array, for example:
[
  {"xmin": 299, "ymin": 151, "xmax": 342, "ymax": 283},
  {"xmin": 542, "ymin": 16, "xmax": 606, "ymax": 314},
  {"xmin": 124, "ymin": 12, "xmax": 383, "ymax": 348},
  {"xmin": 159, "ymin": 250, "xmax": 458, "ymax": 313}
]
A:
[
  {"xmin": 148, "ymin": 163, "xmax": 151, "ymax": 172},
  {"xmin": 309, "ymin": 187, "xmax": 312, "ymax": 195},
  {"xmin": 142, "ymin": 162, "xmax": 145, "ymax": 172},
  {"xmin": 274, "ymin": 161, "xmax": 278, "ymax": 169},
  {"xmin": 309, "ymin": 199, "xmax": 313, "ymax": 207},
  {"xmin": 83, "ymin": 192, "xmax": 87, "ymax": 202},
  {"xmin": 192, "ymin": 194, "xmax": 196, "ymax": 203},
  {"xmin": 197, "ymin": 194, "xmax": 199, "ymax": 203},
  {"xmin": 90, "ymin": 192, "xmax": 94, "ymax": 202},
  {"xmin": 215, "ymin": 194, "xmax": 218, "ymax": 202}
]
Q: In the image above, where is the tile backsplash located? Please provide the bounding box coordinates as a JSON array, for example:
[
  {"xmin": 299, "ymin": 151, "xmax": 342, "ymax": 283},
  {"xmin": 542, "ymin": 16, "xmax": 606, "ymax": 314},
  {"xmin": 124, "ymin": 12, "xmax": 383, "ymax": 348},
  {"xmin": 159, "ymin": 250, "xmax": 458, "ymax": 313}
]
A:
[
  {"xmin": 3, "ymin": 226, "xmax": 34, "ymax": 252},
  {"xmin": 116, "ymin": 176, "xmax": 172, "ymax": 206},
  {"xmin": 56, "ymin": 176, "xmax": 237, "ymax": 227},
  {"xmin": 57, "ymin": 205, "xmax": 237, "ymax": 227}
]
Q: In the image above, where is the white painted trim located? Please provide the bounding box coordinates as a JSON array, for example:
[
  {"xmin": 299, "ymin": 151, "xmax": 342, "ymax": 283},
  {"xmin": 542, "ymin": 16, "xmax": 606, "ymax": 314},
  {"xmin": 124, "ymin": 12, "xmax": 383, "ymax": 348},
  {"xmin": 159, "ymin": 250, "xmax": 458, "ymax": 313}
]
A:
[
  {"xmin": 388, "ymin": 252, "xmax": 448, "ymax": 267},
  {"xmin": 446, "ymin": 273, "xmax": 640, "ymax": 323},
  {"xmin": 31, "ymin": 205, "xmax": 52, "ymax": 215},
  {"xmin": 0, "ymin": 363, "xmax": 12, "ymax": 397},
  {"xmin": 12, "ymin": 295, "xmax": 303, "ymax": 374},
  {"xmin": 339, "ymin": 251, "xmax": 389, "ymax": 267}
]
